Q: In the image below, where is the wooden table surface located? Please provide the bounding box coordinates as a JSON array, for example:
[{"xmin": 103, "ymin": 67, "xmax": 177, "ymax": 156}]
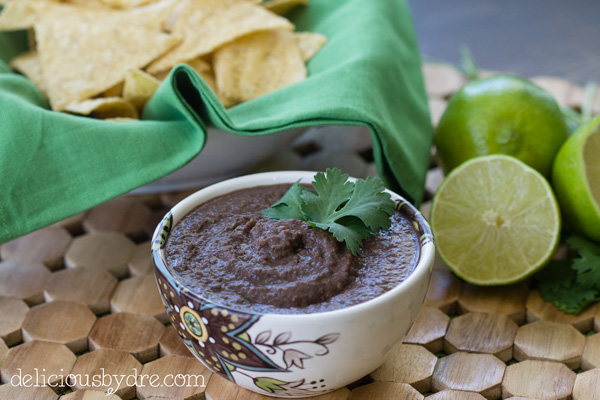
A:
[{"xmin": 0, "ymin": 63, "xmax": 598, "ymax": 400}]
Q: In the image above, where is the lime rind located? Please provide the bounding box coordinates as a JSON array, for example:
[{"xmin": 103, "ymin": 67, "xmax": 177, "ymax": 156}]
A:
[
  {"xmin": 552, "ymin": 114, "xmax": 600, "ymax": 242},
  {"xmin": 431, "ymin": 155, "xmax": 561, "ymax": 285},
  {"xmin": 584, "ymin": 127, "xmax": 600, "ymax": 207}
]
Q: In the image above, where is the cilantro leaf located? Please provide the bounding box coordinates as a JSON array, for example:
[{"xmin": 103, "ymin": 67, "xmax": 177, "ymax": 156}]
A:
[
  {"xmin": 535, "ymin": 234, "xmax": 600, "ymax": 314},
  {"xmin": 300, "ymin": 168, "xmax": 355, "ymax": 222},
  {"xmin": 574, "ymin": 257, "xmax": 600, "ymax": 290},
  {"xmin": 535, "ymin": 260, "xmax": 598, "ymax": 314},
  {"xmin": 568, "ymin": 236, "xmax": 600, "ymax": 289},
  {"xmin": 310, "ymin": 217, "xmax": 372, "ymax": 256},
  {"xmin": 262, "ymin": 180, "xmax": 308, "ymax": 221},
  {"xmin": 337, "ymin": 177, "xmax": 395, "ymax": 232},
  {"xmin": 262, "ymin": 168, "xmax": 395, "ymax": 256}
]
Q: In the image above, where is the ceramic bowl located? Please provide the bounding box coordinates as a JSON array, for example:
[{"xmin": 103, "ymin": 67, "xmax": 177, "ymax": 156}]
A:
[
  {"xmin": 131, "ymin": 126, "xmax": 305, "ymax": 194},
  {"xmin": 151, "ymin": 171, "xmax": 435, "ymax": 398}
]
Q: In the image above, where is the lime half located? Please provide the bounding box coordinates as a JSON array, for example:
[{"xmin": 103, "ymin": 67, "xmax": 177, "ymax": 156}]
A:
[
  {"xmin": 552, "ymin": 114, "xmax": 600, "ymax": 242},
  {"xmin": 430, "ymin": 155, "xmax": 561, "ymax": 285}
]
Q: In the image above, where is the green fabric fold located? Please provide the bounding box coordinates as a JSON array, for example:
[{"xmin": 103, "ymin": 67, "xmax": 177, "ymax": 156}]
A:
[{"xmin": 0, "ymin": 0, "xmax": 432, "ymax": 243}]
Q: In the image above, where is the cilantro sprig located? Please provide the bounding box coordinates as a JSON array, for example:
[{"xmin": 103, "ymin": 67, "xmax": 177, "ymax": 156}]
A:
[
  {"xmin": 535, "ymin": 235, "xmax": 600, "ymax": 314},
  {"xmin": 262, "ymin": 168, "xmax": 395, "ymax": 256}
]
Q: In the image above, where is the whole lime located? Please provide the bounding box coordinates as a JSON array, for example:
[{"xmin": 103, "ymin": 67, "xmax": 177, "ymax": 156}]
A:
[
  {"xmin": 435, "ymin": 75, "xmax": 568, "ymax": 177},
  {"xmin": 552, "ymin": 114, "xmax": 600, "ymax": 242}
]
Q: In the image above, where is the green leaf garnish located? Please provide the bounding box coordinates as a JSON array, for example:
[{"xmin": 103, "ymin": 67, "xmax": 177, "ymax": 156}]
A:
[
  {"xmin": 262, "ymin": 180, "xmax": 308, "ymax": 221},
  {"xmin": 535, "ymin": 235, "xmax": 600, "ymax": 314},
  {"xmin": 569, "ymin": 236, "xmax": 600, "ymax": 277},
  {"xmin": 262, "ymin": 168, "xmax": 395, "ymax": 256}
]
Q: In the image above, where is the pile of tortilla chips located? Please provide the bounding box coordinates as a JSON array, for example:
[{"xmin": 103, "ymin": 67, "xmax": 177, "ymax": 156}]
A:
[{"xmin": 1, "ymin": 0, "xmax": 327, "ymax": 119}]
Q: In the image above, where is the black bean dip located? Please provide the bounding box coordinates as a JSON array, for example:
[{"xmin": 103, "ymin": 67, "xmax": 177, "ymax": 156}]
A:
[{"xmin": 165, "ymin": 184, "xmax": 419, "ymax": 314}]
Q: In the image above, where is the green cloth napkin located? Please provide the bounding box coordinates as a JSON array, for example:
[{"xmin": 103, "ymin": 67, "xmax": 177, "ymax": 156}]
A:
[{"xmin": 0, "ymin": 0, "xmax": 432, "ymax": 244}]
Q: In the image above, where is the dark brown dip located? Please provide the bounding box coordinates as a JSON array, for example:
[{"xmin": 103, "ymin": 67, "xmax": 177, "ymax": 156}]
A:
[{"xmin": 165, "ymin": 184, "xmax": 419, "ymax": 314}]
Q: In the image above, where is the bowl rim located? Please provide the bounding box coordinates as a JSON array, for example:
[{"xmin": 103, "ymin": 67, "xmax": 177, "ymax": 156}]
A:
[{"xmin": 152, "ymin": 170, "xmax": 435, "ymax": 320}]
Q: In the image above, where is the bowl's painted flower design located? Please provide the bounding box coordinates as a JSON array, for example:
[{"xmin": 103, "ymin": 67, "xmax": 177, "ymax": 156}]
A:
[
  {"xmin": 177, "ymin": 303, "xmax": 279, "ymax": 375},
  {"xmin": 153, "ymin": 213, "xmax": 340, "ymax": 396}
]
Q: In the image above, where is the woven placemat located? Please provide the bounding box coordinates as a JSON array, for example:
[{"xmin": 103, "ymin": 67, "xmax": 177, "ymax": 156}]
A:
[{"xmin": 0, "ymin": 63, "xmax": 598, "ymax": 400}]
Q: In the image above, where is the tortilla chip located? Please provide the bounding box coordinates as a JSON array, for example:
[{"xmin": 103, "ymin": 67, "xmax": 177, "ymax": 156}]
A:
[
  {"xmin": 213, "ymin": 29, "xmax": 306, "ymax": 106},
  {"xmin": 123, "ymin": 68, "xmax": 160, "ymax": 109},
  {"xmin": 186, "ymin": 58, "xmax": 216, "ymax": 89},
  {"xmin": 66, "ymin": 0, "xmax": 114, "ymax": 8},
  {"xmin": 103, "ymin": 82, "xmax": 124, "ymax": 97},
  {"xmin": 118, "ymin": 0, "xmax": 179, "ymax": 30},
  {"xmin": 153, "ymin": 57, "xmax": 235, "ymax": 108},
  {"xmin": 99, "ymin": 0, "xmax": 158, "ymax": 8},
  {"xmin": 294, "ymin": 32, "xmax": 326, "ymax": 62},
  {"xmin": 163, "ymin": 0, "xmax": 262, "ymax": 31},
  {"xmin": 0, "ymin": 0, "xmax": 45, "ymax": 31},
  {"xmin": 187, "ymin": 58, "xmax": 238, "ymax": 107},
  {"xmin": 262, "ymin": 0, "xmax": 307, "ymax": 15},
  {"xmin": 36, "ymin": 21, "xmax": 180, "ymax": 110},
  {"xmin": 1, "ymin": 0, "xmax": 177, "ymax": 31},
  {"xmin": 152, "ymin": 56, "xmax": 208, "ymax": 81},
  {"xmin": 10, "ymin": 50, "xmax": 47, "ymax": 96},
  {"xmin": 163, "ymin": 0, "xmax": 190, "ymax": 31},
  {"xmin": 65, "ymin": 97, "xmax": 139, "ymax": 119},
  {"xmin": 147, "ymin": 0, "xmax": 294, "ymax": 74},
  {"xmin": 53, "ymin": 0, "xmax": 177, "ymax": 30}
]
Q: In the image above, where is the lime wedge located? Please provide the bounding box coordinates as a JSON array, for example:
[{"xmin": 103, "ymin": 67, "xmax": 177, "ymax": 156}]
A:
[
  {"xmin": 431, "ymin": 155, "xmax": 561, "ymax": 285},
  {"xmin": 552, "ymin": 114, "xmax": 600, "ymax": 242}
]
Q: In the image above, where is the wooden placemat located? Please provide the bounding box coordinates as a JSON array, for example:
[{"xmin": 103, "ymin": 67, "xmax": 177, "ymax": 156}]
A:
[{"xmin": 0, "ymin": 64, "xmax": 598, "ymax": 400}]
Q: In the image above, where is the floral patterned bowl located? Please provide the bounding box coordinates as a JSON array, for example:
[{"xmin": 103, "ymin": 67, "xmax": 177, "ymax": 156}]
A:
[{"xmin": 151, "ymin": 171, "xmax": 435, "ymax": 398}]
